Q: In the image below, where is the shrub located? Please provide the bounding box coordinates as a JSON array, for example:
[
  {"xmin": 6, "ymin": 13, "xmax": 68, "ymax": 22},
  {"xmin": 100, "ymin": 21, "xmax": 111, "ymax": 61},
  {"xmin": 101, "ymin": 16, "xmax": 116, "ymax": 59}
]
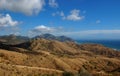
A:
[{"xmin": 62, "ymin": 71, "xmax": 74, "ymax": 76}]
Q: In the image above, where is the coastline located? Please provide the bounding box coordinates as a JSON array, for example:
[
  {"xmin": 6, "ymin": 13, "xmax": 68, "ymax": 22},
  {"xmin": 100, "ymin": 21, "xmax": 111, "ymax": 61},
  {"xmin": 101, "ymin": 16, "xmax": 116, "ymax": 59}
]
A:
[{"xmin": 76, "ymin": 40, "xmax": 120, "ymax": 51}]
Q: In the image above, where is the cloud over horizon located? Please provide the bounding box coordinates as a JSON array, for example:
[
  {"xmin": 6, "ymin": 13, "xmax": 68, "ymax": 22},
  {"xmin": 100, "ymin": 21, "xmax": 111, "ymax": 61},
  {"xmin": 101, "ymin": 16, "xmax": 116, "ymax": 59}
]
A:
[
  {"xmin": 28, "ymin": 25, "xmax": 65, "ymax": 37},
  {"xmin": 33, "ymin": 25, "xmax": 55, "ymax": 33},
  {"xmin": 29, "ymin": 25, "xmax": 56, "ymax": 36},
  {"xmin": 57, "ymin": 30, "xmax": 120, "ymax": 39}
]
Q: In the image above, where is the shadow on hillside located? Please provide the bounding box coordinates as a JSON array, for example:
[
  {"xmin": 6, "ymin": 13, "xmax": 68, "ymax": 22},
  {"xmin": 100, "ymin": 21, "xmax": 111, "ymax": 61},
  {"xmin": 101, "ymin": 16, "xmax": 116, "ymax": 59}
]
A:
[{"xmin": 0, "ymin": 42, "xmax": 39, "ymax": 55}]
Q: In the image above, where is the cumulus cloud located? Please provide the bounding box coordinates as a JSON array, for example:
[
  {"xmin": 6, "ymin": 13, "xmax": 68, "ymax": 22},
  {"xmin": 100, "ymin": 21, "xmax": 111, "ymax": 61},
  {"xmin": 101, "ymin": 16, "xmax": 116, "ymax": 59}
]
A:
[
  {"xmin": 0, "ymin": 14, "xmax": 19, "ymax": 27},
  {"xmin": 0, "ymin": 0, "xmax": 45, "ymax": 15},
  {"xmin": 52, "ymin": 9, "xmax": 84, "ymax": 21},
  {"xmin": 49, "ymin": 0, "xmax": 58, "ymax": 8},
  {"xmin": 64, "ymin": 9, "xmax": 84, "ymax": 21}
]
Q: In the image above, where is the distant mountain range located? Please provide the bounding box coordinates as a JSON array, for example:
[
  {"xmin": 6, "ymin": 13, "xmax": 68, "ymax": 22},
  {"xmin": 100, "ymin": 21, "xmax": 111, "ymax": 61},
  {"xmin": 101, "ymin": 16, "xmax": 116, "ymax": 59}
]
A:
[
  {"xmin": 33, "ymin": 33, "xmax": 74, "ymax": 42},
  {"xmin": 0, "ymin": 34, "xmax": 74, "ymax": 45},
  {"xmin": 0, "ymin": 34, "xmax": 30, "ymax": 45}
]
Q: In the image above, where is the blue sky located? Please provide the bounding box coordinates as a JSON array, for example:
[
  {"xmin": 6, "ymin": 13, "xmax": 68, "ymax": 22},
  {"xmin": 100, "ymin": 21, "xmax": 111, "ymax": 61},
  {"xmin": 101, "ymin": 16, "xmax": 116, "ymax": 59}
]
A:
[{"xmin": 0, "ymin": 0, "xmax": 120, "ymax": 40}]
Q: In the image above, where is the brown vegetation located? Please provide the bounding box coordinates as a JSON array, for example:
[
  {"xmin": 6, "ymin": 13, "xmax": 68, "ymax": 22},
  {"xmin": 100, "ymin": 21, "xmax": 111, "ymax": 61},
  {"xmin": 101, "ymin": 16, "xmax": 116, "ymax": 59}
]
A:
[{"xmin": 0, "ymin": 38, "xmax": 120, "ymax": 76}]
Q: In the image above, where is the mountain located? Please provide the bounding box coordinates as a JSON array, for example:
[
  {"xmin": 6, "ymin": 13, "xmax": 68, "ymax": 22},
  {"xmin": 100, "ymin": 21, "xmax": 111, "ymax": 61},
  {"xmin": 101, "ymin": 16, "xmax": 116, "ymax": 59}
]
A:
[
  {"xmin": 33, "ymin": 33, "xmax": 74, "ymax": 42},
  {"xmin": 0, "ymin": 34, "xmax": 74, "ymax": 45},
  {"xmin": 15, "ymin": 38, "xmax": 79, "ymax": 55},
  {"xmin": 0, "ymin": 34, "xmax": 30, "ymax": 45},
  {"xmin": 0, "ymin": 38, "xmax": 120, "ymax": 76}
]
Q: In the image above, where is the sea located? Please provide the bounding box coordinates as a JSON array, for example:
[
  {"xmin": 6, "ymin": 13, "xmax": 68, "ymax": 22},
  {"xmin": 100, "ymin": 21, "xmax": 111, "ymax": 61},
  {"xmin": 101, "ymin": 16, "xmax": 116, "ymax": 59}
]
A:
[{"xmin": 76, "ymin": 40, "xmax": 120, "ymax": 51}]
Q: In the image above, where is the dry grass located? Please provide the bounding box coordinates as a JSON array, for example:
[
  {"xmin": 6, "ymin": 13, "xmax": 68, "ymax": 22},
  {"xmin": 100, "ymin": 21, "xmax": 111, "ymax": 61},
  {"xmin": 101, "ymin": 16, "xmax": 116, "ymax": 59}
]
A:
[
  {"xmin": 0, "ymin": 63, "xmax": 62, "ymax": 76},
  {"xmin": 0, "ymin": 39, "xmax": 120, "ymax": 76}
]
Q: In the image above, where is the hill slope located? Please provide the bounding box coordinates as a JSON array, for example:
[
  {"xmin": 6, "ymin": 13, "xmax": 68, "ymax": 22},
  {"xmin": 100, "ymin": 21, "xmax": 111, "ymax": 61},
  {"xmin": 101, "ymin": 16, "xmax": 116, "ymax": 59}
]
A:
[{"xmin": 0, "ymin": 39, "xmax": 120, "ymax": 76}]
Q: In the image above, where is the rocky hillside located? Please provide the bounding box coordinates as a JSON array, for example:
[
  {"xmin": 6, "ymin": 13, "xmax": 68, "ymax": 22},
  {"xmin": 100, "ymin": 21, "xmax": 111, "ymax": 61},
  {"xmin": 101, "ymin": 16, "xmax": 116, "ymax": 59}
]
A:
[
  {"xmin": 0, "ymin": 38, "xmax": 120, "ymax": 76},
  {"xmin": 15, "ymin": 38, "xmax": 78, "ymax": 55}
]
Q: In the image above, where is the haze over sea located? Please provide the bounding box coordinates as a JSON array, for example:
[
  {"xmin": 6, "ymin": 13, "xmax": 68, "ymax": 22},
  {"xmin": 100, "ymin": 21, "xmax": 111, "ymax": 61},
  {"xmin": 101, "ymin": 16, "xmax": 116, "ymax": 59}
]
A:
[{"xmin": 76, "ymin": 40, "xmax": 120, "ymax": 51}]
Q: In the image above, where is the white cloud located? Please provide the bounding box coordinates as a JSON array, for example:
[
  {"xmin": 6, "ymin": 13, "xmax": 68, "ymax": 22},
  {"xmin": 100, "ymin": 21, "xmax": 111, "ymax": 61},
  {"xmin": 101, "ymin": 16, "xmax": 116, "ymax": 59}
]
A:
[
  {"xmin": 96, "ymin": 20, "xmax": 101, "ymax": 24},
  {"xmin": 32, "ymin": 25, "xmax": 56, "ymax": 33},
  {"xmin": 0, "ymin": 14, "xmax": 19, "ymax": 27},
  {"xmin": 49, "ymin": 0, "xmax": 58, "ymax": 8},
  {"xmin": 0, "ymin": 0, "xmax": 45, "ymax": 15},
  {"xmin": 29, "ymin": 25, "xmax": 64, "ymax": 37},
  {"xmin": 52, "ymin": 9, "xmax": 84, "ymax": 21},
  {"xmin": 65, "ymin": 9, "xmax": 84, "ymax": 21}
]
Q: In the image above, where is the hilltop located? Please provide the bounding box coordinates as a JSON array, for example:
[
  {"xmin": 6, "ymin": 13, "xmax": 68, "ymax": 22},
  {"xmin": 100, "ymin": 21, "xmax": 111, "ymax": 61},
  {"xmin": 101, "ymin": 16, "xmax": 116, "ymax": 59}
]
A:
[{"xmin": 0, "ymin": 36, "xmax": 120, "ymax": 76}]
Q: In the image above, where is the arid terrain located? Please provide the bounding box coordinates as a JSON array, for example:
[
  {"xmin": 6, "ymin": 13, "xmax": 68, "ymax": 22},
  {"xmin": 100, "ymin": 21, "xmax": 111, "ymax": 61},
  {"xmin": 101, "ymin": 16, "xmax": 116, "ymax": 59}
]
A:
[
  {"xmin": 0, "ymin": 0, "xmax": 120, "ymax": 76},
  {"xmin": 0, "ymin": 37, "xmax": 120, "ymax": 76}
]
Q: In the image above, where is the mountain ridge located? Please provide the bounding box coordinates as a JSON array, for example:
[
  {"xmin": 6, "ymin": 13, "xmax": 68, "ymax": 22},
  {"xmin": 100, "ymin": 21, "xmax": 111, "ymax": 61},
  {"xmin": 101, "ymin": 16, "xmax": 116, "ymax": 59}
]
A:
[
  {"xmin": 0, "ymin": 34, "xmax": 74, "ymax": 45},
  {"xmin": 33, "ymin": 33, "xmax": 74, "ymax": 42}
]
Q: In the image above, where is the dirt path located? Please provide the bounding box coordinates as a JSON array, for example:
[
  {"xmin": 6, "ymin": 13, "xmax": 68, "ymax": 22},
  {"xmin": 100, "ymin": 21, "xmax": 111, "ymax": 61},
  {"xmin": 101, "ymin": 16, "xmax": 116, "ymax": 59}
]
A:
[{"xmin": 0, "ymin": 63, "xmax": 63, "ymax": 73}]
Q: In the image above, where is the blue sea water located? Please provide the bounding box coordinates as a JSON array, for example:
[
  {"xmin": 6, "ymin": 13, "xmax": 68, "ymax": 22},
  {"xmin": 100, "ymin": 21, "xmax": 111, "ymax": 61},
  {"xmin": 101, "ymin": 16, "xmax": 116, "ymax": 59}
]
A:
[{"xmin": 76, "ymin": 40, "xmax": 120, "ymax": 50}]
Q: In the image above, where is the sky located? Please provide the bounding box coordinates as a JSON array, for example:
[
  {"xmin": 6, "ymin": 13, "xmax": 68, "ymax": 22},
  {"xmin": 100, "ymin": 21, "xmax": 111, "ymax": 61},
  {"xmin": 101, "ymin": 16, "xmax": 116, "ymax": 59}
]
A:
[{"xmin": 0, "ymin": 0, "xmax": 120, "ymax": 40}]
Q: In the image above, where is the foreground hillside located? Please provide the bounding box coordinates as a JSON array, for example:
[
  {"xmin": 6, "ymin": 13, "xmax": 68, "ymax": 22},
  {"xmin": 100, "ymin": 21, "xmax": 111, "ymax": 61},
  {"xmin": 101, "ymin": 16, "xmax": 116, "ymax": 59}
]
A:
[{"xmin": 0, "ymin": 38, "xmax": 120, "ymax": 76}]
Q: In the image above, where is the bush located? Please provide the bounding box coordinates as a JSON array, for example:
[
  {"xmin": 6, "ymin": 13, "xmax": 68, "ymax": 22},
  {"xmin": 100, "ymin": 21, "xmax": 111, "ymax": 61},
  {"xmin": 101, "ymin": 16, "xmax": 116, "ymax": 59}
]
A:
[{"xmin": 62, "ymin": 71, "xmax": 74, "ymax": 76}]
